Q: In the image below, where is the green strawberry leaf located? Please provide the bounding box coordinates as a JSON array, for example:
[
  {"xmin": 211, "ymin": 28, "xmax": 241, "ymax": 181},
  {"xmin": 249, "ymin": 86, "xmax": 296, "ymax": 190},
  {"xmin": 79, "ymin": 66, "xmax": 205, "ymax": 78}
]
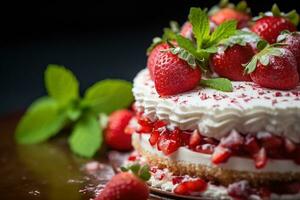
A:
[
  {"xmin": 82, "ymin": 79, "xmax": 134, "ymax": 114},
  {"xmin": 286, "ymin": 10, "xmax": 300, "ymax": 26},
  {"xmin": 201, "ymin": 78, "xmax": 233, "ymax": 92},
  {"xmin": 244, "ymin": 46, "xmax": 285, "ymax": 73},
  {"xmin": 271, "ymin": 4, "xmax": 281, "ymax": 17},
  {"xmin": 69, "ymin": 114, "xmax": 102, "ymax": 158},
  {"xmin": 146, "ymin": 37, "xmax": 163, "ymax": 55},
  {"xmin": 15, "ymin": 97, "xmax": 67, "ymax": 144},
  {"xmin": 207, "ymin": 20, "xmax": 237, "ymax": 47},
  {"xmin": 244, "ymin": 56, "xmax": 258, "ymax": 74},
  {"xmin": 218, "ymin": 30, "xmax": 260, "ymax": 50},
  {"xmin": 45, "ymin": 65, "xmax": 79, "ymax": 106},
  {"xmin": 256, "ymin": 40, "xmax": 269, "ymax": 51},
  {"xmin": 169, "ymin": 46, "xmax": 197, "ymax": 68},
  {"xmin": 169, "ymin": 21, "xmax": 180, "ymax": 33},
  {"xmin": 189, "ymin": 7, "xmax": 210, "ymax": 50},
  {"xmin": 235, "ymin": 1, "xmax": 248, "ymax": 12}
]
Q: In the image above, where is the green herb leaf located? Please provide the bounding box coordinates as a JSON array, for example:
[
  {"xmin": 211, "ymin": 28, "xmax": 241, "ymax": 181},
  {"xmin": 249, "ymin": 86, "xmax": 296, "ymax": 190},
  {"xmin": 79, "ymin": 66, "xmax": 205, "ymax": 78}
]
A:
[
  {"xmin": 201, "ymin": 78, "xmax": 233, "ymax": 92},
  {"xmin": 82, "ymin": 79, "xmax": 134, "ymax": 114},
  {"xmin": 175, "ymin": 35, "xmax": 197, "ymax": 56},
  {"xmin": 189, "ymin": 7, "xmax": 210, "ymax": 50},
  {"xmin": 207, "ymin": 20, "xmax": 237, "ymax": 47},
  {"xmin": 15, "ymin": 97, "xmax": 67, "ymax": 144},
  {"xmin": 45, "ymin": 65, "xmax": 79, "ymax": 106},
  {"xmin": 169, "ymin": 21, "xmax": 180, "ymax": 33},
  {"xmin": 236, "ymin": 1, "xmax": 248, "ymax": 12},
  {"xmin": 66, "ymin": 103, "xmax": 82, "ymax": 121},
  {"xmin": 69, "ymin": 114, "xmax": 102, "ymax": 158},
  {"xmin": 139, "ymin": 165, "xmax": 151, "ymax": 181}
]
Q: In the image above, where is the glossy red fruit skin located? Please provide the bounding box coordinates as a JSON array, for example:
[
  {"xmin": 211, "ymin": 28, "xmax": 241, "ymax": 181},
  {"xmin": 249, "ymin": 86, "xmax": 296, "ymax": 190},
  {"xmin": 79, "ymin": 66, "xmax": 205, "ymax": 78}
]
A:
[
  {"xmin": 212, "ymin": 146, "xmax": 232, "ymax": 164},
  {"xmin": 251, "ymin": 16, "xmax": 296, "ymax": 44},
  {"xmin": 250, "ymin": 49, "xmax": 299, "ymax": 90},
  {"xmin": 211, "ymin": 8, "xmax": 250, "ymax": 29},
  {"xmin": 154, "ymin": 48, "xmax": 201, "ymax": 96},
  {"xmin": 147, "ymin": 43, "xmax": 169, "ymax": 80},
  {"xmin": 189, "ymin": 130, "xmax": 202, "ymax": 149},
  {"xmin": 210, "ymin": 44, "xmax": 254, "ymax": 81},
  {"xmin": 105, "ymin": 110, "xmax": 134, "ymax": 151},
  {"xmin": 96, "ymin": 172, "xmax": 149, "ymax": 200},
  {"xmin": 254, "ymin": 147, "xmax": 268, "ymax": 169},
  {"xmin": 281, "ymin": 33, "xmax": 300, "ymax": 73}
]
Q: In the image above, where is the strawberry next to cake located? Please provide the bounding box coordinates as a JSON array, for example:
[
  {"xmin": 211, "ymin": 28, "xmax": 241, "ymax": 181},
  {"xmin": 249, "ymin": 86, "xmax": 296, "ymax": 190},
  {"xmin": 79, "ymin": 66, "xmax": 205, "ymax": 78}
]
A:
[{"xmin": 125, "ymin": 1, "xmax": 300, "ymax": 200}]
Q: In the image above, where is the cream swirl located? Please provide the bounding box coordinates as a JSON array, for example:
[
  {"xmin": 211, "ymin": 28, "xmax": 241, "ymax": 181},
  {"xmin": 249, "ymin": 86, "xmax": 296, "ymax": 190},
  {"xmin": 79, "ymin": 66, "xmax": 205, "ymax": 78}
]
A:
[{"xmin": 133, "ymin": 69, "xmax": 300, "ymax": 142}]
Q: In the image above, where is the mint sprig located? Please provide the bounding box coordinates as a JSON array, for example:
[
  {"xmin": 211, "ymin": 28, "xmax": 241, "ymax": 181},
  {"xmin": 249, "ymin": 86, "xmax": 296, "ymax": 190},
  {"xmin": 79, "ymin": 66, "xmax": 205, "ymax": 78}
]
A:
[
  {"xmin": 201, "ymin": 78, "xmax": 233, "ymax": 92},
  {"xmin": 15, "ymin": 65, "xmax": 134, "ymax": 158}
]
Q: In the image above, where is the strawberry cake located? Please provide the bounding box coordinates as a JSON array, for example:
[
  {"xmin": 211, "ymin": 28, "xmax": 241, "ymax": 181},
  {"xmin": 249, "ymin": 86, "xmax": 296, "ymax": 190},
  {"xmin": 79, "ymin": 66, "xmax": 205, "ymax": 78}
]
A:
[{"xmin": 126, "ymin": 1, "xmax": 300, "ymax": 199}]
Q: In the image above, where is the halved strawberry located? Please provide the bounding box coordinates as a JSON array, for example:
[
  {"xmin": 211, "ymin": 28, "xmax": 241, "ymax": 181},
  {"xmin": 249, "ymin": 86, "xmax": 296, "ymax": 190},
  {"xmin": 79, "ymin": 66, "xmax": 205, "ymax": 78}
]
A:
[
  {"xmin": 254, "ymin": 147, "xmax": 268, "ymax": 169},
  {"xmin": 149, "ymin": 130, "xmax": 160, "ymax": 146},
  {"xmin": 212, "ymin": 146, "xmax": 232, "ymax": 164},
  {"xmin": 284, "ymin": 138, "xmax": 296, "ymax": 153},
  {"xmin": 157, "ymin": 130, "xmax": 181, "ymax": 155},
  {"xmin": 189, "ymin": 130, "xmax": 202, "ymax": 149},
  {"xmin": 174, "ymin": 179, "xmax": 207, "ymax": 195},
  {"xmin": 220, "ymin": 130, "xmax": 244, "ymax": 151},
  {"xmin": 244, "ymin": 135, "xmax": 260, "ymax": 155}
]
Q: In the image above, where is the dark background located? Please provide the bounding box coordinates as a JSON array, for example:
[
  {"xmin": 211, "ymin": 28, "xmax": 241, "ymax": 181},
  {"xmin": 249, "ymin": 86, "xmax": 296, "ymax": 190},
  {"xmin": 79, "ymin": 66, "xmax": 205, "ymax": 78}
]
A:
[{"xmin": 0, "ymin": 0, "xmax": 298, "ymax": 115}]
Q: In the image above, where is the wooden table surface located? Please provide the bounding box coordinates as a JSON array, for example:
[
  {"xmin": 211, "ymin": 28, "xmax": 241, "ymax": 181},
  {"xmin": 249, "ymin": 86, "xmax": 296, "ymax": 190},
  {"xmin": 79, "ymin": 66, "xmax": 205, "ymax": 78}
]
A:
[{"xmin": 0, "ymin": 112, "xmax": 176, "ymax": 200}]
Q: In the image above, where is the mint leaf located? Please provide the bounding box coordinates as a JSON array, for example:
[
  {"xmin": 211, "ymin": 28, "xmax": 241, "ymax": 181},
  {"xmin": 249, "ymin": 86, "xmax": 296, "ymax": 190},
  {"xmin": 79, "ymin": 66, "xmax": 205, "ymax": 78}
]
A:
[
  {"xmin": 45, "ymin": 65, "xmax": 79, "ymax": 106},
  {"xmin": 176, "ymin": 35, "xmax": 197, "ymax": 55},
  {"xmin": 189, "ymin": 7, "xmax": 210, "ymax": 50},
  {"xmin": 15, "ymin": 97, "xmax": 66, "ymax": 144},
  {"xmin": 69, "ymin": 114, "xmax": 102, "ymax": 158},
  {"xmin": 66, "ymin": 102, "xmax": 82, "ymax": 121},
  {"xmin": 139, "ymin": 165, "xmax": 151, "ymax": 181},
  {"xmin": 201, "ymin": 78, "xmax": 233, "ymax": 92},
  {"xmin": 82, "ymin": 79, "xmax": 134, "ymax": 114},
  {"xmin": 207, "ymin": 20, "xmax": 237, "ymax": 47}
]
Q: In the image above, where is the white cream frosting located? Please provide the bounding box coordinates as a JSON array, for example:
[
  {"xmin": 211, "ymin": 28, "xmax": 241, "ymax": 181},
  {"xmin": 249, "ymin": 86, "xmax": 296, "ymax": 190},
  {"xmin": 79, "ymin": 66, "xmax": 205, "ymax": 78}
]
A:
[
  {"xmin": 133, "ymin": 69, "xmax": 300, "ymax": 143},
  {"xmin": 133, "ymin": 133, "xmax": 300, "ymax": 173}
]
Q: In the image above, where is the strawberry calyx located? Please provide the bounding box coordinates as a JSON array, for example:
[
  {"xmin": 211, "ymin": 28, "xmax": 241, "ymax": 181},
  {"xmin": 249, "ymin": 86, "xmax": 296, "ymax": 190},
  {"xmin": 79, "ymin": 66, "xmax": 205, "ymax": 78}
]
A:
[
  {"xmin": 120, "ymin": 163, "xmax": 151, "ymax": 181},
  {"xmin": 146, "ymin": 21, "xmax": 180, "ymax": 55},
  {"xmin": 277, "ymin": 30, "xmax": 300, "ymax": 43},
  {"xmin": 243, "ymin": 41, "xmax": 286, "ymax": 74},
  {"xmin": 217, "ymin": 30, "xmax": 260, "ymax": 51}
]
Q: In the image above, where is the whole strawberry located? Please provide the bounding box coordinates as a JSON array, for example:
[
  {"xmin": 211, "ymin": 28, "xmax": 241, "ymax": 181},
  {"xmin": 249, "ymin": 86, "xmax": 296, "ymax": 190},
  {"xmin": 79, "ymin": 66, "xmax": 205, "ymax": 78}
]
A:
[
  {"xmin": 96, "ymin": 164, "xmax": 150, "ymax": 200},
  {"xmin": 251, "ymin": 5, "xmax": 298, "ymax": 44},
  {"xmin": 211, "ymin": 7, "xmax": 250, "ymax": 29},
  {"xmin": 277, "ymin": 32, "xmax": 300, "ymax": 73},
  {"xmin": 210, "ymin": 44, "xmax": 254, "ymax": 81},
  {"xmin": 245, "ymin": 44, "xmax": 299, "ymax": 90},
  {"xmin": 154, "ymin": 44, "xmax": 201, "ymax": 96},
  {"xmin": 105, "ymin": 109, "xmax": 134, "ymax": 151},
  {"xmin": 147, "ymin": 43, "xmax": 169, "ymax": 80}
]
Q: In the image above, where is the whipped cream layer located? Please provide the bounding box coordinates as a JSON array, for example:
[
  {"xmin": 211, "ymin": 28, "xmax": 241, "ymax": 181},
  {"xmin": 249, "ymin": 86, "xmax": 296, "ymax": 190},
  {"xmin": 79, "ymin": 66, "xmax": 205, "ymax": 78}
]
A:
[
  {"xmin": 133, "ymin": 69, "xmax": 300, "ymax": 142},
  {"xmin": 133, "ymin": 133, "xmax": 300, "ymax": 173}
]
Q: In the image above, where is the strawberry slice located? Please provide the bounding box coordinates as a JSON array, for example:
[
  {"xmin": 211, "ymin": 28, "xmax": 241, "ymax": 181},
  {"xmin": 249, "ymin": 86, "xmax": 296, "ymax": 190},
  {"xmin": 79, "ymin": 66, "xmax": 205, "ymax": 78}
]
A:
[
  {"xmin": 189, "ymin": 130, "xmax": 202, "ymax": 149},
  {"xmin": 149, "ymin": 130, "xmax": 160, "ymax": 146},
  {"xmin": 212, "ymin": 146, "xmax": 232, "ymax": 164},
  {"xmin": 244, "ymin": 135, "xmax": 260, "ymax": 155},
  {"xmin": 220, "ymin": 130, "xmax": 244, "ymax": 151},
  {"xmin": 254, "ymin": 147, "xmax": 268, "ymax": 169},
  {"xmin": 284, "ymin": 138, "xmax": 296, "ymax": 153}
]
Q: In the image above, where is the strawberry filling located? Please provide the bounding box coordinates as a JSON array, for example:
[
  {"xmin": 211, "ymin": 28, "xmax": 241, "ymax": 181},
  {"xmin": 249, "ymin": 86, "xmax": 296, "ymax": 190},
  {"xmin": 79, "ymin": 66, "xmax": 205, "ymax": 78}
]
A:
[{"xmin": 133, "ymin": 115, "xmax": 300, "ymax": 168}]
